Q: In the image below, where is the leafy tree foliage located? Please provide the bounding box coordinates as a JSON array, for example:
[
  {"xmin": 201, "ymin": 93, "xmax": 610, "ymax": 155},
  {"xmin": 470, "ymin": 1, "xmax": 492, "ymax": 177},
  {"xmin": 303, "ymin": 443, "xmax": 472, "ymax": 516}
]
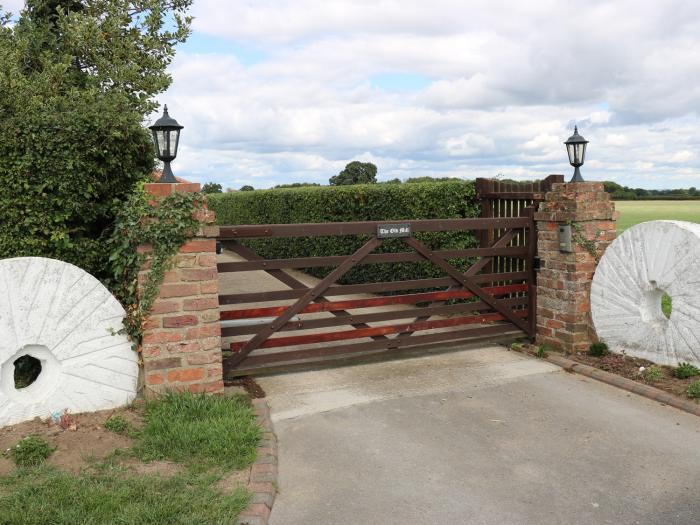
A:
[
  {"xmin": 329, "ymin": 161, "xmax": 378, "ymax": 185},
  {"xmin": 0, "ymin": 0, "xmax": 192, "ymax": 277},
  {"xmin": 240, "ymin": 185, "xmax": 254, "ymax": 191},
  {"xmin": 274, "ymin": 182, "xmax": 321, "ymax": 189},
  {"xmin": 405, "ymin": 176, "xmax": 462, "ymax": 183},
  {"xmin": 202, "ymin": 182, "xmax": 223, "ymax": 194},
  {"xmin": 603, "ymin": 181, "xmax": 700, "ymax": 200}
]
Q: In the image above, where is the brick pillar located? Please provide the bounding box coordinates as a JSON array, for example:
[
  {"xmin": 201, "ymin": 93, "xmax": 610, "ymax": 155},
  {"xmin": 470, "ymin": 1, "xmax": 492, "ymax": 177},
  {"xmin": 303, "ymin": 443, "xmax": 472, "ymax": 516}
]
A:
[
  {"xmin": 534, "ymin": 182, "xmax": 618, "ymax": 353},
  {"xmin": 138, "ymin": 182, "xmax": 223, "ymax": 395}
]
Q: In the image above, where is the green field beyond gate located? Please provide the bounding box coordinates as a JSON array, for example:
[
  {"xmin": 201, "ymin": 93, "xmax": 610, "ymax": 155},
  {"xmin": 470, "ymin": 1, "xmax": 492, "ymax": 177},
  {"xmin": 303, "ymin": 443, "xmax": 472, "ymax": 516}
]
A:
[{"xmin": 614, "ymin": 200, "xmax": 700, "ymax": 232}]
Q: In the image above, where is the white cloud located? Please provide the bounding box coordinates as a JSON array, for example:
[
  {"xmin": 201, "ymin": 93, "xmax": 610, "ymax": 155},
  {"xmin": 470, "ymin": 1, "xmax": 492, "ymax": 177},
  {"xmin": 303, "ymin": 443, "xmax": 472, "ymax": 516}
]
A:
[
  {"xmin": 154, "ymin": 1, "xmax": 700, "ymax": 188},
  {"xmin": 0, "ymin": 0, "xmax": 23, "ymax": 13}
]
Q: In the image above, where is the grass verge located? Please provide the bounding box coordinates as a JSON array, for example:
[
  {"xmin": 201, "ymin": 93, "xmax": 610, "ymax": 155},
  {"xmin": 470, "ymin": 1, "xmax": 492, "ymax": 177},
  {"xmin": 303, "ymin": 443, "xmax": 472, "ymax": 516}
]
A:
[
  {"xmin": 0, "ymin": 466, "xmax": 250, "ymax": 525},
  {"xmin": 0, "ymin": 392, "xmax": 261, "ymax": 525},
  {"xmin": 133, "ymin": 391, "xmax": 261, "ymax": 470},
  {"xmin": 614, "ymin": 200, "xmax": 700, "ymax": 232}
]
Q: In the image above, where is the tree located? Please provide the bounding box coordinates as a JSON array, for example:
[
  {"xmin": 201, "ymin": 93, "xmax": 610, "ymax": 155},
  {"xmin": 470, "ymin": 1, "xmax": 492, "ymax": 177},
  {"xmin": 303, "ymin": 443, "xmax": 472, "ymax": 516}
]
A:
[
  {"xmin": 405, "ymin": 176, "xmax": 461, "ymax": 183},
  {"xmin": 274, "ymin": 182, "xmax": 321, "ymax": 189},
  {"xmin": 202, "ymin": 182, "xmax": 223, "ymax": 194},
  {"xmin": 0, "ymin": 0, "xmax": 192, "ymax": 278},
  {"xmin": 329, "ymin": 161, "xmax": 378, "ymax": 185},
  {"xmin": 240, "ymin": 185, "xmax": 254, "ymax": 191}
]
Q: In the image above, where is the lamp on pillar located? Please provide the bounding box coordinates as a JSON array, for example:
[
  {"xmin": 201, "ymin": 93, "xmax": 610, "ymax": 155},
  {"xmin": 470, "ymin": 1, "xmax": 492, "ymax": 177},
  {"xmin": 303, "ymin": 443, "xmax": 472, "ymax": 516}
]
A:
[
  {"xmin": 149, "ymin": 105, "xmax": 183, "ymax": 183},
  {"xmin": 564, "ymin": 126, "xmax": 588, "ymax": 183}
]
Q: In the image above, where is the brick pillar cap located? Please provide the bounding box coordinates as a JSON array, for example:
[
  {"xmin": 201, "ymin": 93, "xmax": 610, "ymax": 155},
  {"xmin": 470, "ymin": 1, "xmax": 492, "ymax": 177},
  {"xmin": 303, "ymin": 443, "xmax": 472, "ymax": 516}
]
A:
[{"xmin": 144, "ymin": 182, "xmax": 201, "ymax": 197}]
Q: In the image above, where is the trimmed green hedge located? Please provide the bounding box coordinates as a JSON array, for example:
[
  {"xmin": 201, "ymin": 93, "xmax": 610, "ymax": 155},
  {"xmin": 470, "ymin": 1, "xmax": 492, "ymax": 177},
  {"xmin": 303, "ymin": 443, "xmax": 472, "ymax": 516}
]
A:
[{"xmin": 208, "ymin": 181, "xmax": 480, "ymax": 285}]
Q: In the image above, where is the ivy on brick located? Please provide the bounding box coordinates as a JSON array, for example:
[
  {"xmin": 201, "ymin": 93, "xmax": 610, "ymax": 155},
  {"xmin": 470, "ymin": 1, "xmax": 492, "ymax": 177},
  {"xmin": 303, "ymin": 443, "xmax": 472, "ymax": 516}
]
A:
[
  {"xmin": 105, "ymin": 187, "xmax": 204, "ymax": 350},
  {"xmin": 567, "ymin": 220, "xmax": 602, "ymax": 263}
]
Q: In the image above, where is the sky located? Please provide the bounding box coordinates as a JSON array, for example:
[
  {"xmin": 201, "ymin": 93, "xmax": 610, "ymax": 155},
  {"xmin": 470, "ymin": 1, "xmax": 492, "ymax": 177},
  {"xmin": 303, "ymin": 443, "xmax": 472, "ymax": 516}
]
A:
[{"xmin": 4, "ymin": 1, "xmax": 700, "ymax": 190}]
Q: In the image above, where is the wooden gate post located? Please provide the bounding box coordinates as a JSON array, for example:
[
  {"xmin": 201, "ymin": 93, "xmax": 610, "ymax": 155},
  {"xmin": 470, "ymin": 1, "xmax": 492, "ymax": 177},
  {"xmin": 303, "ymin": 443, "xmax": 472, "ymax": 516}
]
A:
[
  {"xmin": 534, "ymin": 182, "xmax": 617, "ymax": 353},
  {"xmin": 138, "ymin": 181, "xmax": 224, "ymax": 396}
]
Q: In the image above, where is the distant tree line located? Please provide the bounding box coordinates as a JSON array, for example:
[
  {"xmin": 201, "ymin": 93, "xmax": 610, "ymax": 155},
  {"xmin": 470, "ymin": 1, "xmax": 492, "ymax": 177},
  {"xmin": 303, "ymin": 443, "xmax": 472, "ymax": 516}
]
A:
[
  {"xmin": 201, "ymin": 165, "xmax": 698, "ymax": 199},
  {"xmin": 603, "ymin": 181, "xmax": 700, "ymax": 200}
]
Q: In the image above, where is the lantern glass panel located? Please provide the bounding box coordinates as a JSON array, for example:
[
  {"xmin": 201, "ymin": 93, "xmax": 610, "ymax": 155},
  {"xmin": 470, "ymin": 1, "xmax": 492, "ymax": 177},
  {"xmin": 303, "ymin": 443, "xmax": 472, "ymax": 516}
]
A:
[
  {"xmin": 578, "ymin": 142, "xmax": 587, "ymax": 164},
  {"xmin": 168, "ymin": 129, "xmax": 180, "ymax": 157},
  {"xmin": 567, "ymin": 142, "xmax": 586, "ymax": 166},
  {"xmin": 151, "ymin": 130, "xmax": 165, "ymax": 158}
]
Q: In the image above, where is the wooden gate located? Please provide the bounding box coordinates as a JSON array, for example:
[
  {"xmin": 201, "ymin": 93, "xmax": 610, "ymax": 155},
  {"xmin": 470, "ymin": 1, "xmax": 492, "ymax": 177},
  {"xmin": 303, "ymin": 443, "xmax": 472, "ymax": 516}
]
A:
[{"xmin": 218, "ymin": 211, "xmax": 538, "ymax": 376}]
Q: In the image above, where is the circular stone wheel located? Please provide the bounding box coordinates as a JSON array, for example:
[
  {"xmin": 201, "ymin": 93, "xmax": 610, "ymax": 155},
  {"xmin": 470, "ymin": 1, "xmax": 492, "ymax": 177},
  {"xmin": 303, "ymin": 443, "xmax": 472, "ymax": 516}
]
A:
[
  {"xmin": 0, "ymin": 257, "xmax": 138, "ymax": 427},
  {"xmin": 591, "ymin": 220, "xmax": 700, "ymax": 367}
]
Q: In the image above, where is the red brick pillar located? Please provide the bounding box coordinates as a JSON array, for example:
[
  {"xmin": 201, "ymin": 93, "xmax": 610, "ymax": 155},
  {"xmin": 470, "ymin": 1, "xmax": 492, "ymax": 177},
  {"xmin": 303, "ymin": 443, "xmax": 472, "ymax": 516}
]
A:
[
  {"xmin": 534, "ymin": 182, "xmax": 618, "ymax": 353},
  {"xmin": 138, "ymin": 182, "xmax": 223, "ymax": 395}
]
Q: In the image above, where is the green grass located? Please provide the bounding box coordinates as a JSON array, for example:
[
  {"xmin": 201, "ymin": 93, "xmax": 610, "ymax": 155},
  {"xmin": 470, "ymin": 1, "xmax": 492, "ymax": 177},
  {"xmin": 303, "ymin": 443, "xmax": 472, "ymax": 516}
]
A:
[
  {"xmin": 0, "ymin": 392, "xmax": 261, "ymax": 525},
  {"xmin": 661, "ymin": 293, "xmax": 672, "ymax": 318},
  {"xmin": 103, "ymin": 415, "xmax": 132, "ymax": 436},
  {"xmin": 133, "ymin": 392, "xmax": 261, "ymax": 470},
  {"xmin": 0, "ymin": 466, "xmax": 250, "ymax": 525},
  {"xmin": 643, "ymin": 366, "xmax": 663, "ymax": 383},
  {"xmin": 675, "ymin": 363, "xmax": 700, "ymax": 379},
  {"xmin": 587, "ymin": 342, "xmax": 609, "ymax": 357},
  {"xmin": 6, "ymin": 436, "xmax": 54, "ymax": 467},
  {"xmin": 687, "ymin": 381, "xmax": 700, "ymax": 399},
  {"xmin": 614, "ymin": 200, "xmax": 700, "ymax": 232}
]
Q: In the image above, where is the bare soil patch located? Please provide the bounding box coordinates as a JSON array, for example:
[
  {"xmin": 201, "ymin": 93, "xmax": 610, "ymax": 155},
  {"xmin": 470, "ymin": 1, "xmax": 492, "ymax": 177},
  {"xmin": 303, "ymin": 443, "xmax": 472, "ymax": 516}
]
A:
[
  {"xmin": 567, "ymin": 352, "xmax": 697, "ymax": 398},
  {"xmin": 0, "ymin": 407, "xmax": 141, "ymax": 475},
  {"xmin": 225, "ymin": 376, "xmax": 267, "ymax": 398},
  {"xmin": 516, "ymin": 343, "xmax": 699, "ymax": 401}
]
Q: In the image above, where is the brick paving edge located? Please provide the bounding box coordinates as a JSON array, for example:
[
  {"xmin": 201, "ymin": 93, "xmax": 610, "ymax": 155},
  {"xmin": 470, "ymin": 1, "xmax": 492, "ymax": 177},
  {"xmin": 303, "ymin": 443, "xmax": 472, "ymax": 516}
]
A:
[
  {"xmin": 543, "ymin": 353, "xmax": 700, "ymax": 418},
  {"xmin": 235, "ymin": 398, "xmax": 278, "ymax": 525}
]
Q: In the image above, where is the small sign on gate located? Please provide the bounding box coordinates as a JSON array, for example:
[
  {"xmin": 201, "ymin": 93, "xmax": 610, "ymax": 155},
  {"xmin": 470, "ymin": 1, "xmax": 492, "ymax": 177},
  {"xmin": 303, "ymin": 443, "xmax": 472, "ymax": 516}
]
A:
[{"xmin": 377, "ymin": 223, "xmax": 411, "ymax": 238}]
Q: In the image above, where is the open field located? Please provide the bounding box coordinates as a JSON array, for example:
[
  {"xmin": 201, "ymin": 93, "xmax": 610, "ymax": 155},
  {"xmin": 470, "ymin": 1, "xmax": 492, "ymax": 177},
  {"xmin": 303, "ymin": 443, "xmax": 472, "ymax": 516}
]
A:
[{"xmin": 614, "ymin": 200, "xmax": 700, "ymax": 232}]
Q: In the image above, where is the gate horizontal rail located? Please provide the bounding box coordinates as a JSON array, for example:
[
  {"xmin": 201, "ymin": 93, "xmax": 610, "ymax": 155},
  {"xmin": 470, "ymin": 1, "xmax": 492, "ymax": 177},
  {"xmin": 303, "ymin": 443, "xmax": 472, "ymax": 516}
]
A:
[
  {"xmin": 219, "ymin": 217, "xmax": 530, "ymax": 238},
  {"xmin": 221, "ymin": 284, "xmax": 527, "ymax": 320},
  {"xmin": 222, "ymin": 296, "xmax": 529, "ymax": 336},
  {"xmin": 219, "ymin": 271, "xmax": 529, "ymax": 305},
  {"xmin": 224, "ymin": 325, "xmax": 522, "ymax": 371}
]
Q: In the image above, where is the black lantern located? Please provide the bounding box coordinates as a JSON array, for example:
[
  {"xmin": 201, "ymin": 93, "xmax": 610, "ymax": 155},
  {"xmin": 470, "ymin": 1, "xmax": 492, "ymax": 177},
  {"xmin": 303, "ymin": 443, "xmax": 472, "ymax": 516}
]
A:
[
  {"xmin": 564, "ymin": 126, "xmax": 588, "ymax": 183},
  {"xmin": 149, "ymin": 105, "xmax": 183, "ymax": 183}
]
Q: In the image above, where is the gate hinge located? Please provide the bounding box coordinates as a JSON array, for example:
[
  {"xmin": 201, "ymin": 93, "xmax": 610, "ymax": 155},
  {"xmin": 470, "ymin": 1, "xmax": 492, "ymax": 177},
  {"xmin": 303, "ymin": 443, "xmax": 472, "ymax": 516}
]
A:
[{"xmin": 533, "ymin": 257, "xmax": 541, "ymax": 271}]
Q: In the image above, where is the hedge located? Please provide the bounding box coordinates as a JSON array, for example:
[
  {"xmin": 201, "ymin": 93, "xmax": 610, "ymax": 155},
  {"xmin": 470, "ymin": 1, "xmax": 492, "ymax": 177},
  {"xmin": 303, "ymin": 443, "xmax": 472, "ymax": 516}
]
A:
[{"xmin": 208, "ymin": 181, "xmax": 480, "ymax": 285}]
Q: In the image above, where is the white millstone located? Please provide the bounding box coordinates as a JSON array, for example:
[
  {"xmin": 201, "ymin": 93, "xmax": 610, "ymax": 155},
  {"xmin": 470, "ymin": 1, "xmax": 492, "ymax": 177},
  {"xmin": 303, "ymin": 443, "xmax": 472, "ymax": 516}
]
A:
[
  {"xmin": 591, "ymin": 221, "xmax": 700, "ymax": 367},
  {"xmin": 0, "ymin": 257, "xmax": 138, "ymax": 427}
]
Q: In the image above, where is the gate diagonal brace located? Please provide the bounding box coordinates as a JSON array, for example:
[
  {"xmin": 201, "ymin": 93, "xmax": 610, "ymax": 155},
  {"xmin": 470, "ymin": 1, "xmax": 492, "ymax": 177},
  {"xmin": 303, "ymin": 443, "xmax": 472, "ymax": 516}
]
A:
[
  {"xmin": 225, "ymin": 237, "xmax": 383, "ymax": 367},
  {"xmin": 397, "ymin": 227, "xmax": 521, "ymax": 339},
  {"xmin": 403, "ymin": 236, "xmax": 530, "ymax": 335},
  {"xmin": 223, "ymin": 241, "xmax": 389, "ymax": 341}
]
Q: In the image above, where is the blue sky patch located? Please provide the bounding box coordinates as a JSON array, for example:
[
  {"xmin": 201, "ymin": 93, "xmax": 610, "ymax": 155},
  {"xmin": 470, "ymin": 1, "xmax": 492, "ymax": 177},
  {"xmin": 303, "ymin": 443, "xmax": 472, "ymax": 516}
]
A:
[
  {"xmin": 370, "ymin": 73, "xmax": 432, "ymax": 92},
  {"xmin": 181, "ymin": 34, "xmax": 267, "ymax": 66}
]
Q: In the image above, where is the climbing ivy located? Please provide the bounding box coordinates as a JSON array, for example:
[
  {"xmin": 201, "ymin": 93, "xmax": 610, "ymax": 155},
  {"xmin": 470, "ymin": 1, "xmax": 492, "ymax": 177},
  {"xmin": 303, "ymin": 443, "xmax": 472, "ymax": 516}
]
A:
[
  {"xmin": 105, "ymin": 187, "xmax": 204, "ymax": 349},
  {"xmin": 567, "ymin": 220, "xmax": 602, "ymax": 263}
]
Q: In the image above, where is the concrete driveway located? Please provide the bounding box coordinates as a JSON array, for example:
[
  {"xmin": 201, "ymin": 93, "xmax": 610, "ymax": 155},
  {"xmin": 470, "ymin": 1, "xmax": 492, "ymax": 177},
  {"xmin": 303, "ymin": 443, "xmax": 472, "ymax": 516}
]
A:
[{"xmin": 257, "ymin": 346, "xmax": 700, "ymax": 525}]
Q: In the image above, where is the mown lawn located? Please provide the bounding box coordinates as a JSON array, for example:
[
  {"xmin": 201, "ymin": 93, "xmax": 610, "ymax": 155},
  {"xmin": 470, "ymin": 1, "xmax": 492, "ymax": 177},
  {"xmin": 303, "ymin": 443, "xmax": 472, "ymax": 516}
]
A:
[
  {"xmin": 614, "ymin": 200, "xmax": 700, "ymax": 232},
  {"xmin": 0, "ymin": 392, "xmax": 261, "ymax": 525}
]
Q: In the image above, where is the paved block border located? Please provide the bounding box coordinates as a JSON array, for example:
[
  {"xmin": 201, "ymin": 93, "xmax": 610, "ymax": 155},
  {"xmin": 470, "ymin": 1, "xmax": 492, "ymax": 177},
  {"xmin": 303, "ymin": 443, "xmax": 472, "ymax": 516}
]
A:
[
  {"xmin": 236, "ymin": 398, "xmax": 278, "ymax": 525},
  {"xmin": 543, "ymin": 352, "xmax": 700, "ymax": 417}
]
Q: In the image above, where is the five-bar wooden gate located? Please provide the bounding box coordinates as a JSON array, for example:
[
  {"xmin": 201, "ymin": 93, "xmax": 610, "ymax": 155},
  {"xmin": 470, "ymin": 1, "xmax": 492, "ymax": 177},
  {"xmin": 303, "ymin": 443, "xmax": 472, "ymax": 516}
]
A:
[{"xmin": 218, "ymin": 210, "xmax": 539, "ymax": 376}]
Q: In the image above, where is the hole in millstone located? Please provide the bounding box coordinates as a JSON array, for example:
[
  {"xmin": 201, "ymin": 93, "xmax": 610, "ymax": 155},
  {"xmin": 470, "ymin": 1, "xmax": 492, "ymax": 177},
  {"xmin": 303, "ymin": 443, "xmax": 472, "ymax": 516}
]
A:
[
  {"xmin": 661, "ymin": 292, "xmax": 672, "ymax": 319},
  {"xmin": 13, "ymin": 355, "xmax": 42, "ymax": 389}
]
